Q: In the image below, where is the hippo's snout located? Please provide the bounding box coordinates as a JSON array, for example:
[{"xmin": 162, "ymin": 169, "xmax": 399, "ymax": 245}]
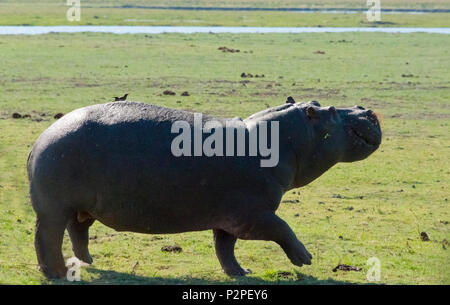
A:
[
  {"xmin": 354, "ymin": 109, "xmax": 381, "ymax": 146},
  {"xmin": 341, "ymin": 107, "xmax": 382, "ymax": 162}
]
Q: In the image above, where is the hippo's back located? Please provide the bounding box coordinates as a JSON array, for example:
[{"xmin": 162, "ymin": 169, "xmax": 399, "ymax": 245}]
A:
[
  {"xmin": 28, "ymin": 101, "xmax": 194, "ymax": 191},
  {"xmin": 27, "ymin": 102, "xmax": 271, "ymax": 233}
]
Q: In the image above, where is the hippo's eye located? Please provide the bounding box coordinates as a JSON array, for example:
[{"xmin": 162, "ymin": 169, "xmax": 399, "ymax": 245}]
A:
[
  {"xmin": 328, "ymin": 106, "xmax": 337, "ymax": 114},
  {"xmin": 306, "ymin": 106, "xmax": 318, "ymax": 120}
]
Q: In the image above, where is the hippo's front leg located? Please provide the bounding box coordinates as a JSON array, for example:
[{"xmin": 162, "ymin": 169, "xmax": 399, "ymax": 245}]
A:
[{"xmin": 235, "ymin": 213, "xmax": 312, "ymax": 268}]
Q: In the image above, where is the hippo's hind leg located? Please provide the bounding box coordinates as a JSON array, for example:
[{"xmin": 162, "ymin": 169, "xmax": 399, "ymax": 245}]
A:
[
  {"xmin": 235, "ymin": 213, "xmax": 312, "ymax": 268},
  {"xmin": 213, "ymin": 229, "xmax": 251, "ymax": 276},
  {"xmin": 67, "ymin": 212, "xmax": 95, "ymax": 264},
  {"xmin": 35, "ymin": 214, "xmax": 69, "ymax": 279}
]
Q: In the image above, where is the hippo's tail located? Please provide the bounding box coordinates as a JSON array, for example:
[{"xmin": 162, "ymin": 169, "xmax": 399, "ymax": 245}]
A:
[
  {"xmin": 27, "ymin": 146, "xmax": 42, "ymax": 214},
  {"xmin": 27, "ymin": 148, "xmax": 33, "ymax": 183},
  {"xmin": 27, "ymin": 147, "xmax": 38, "ymax": 212}
]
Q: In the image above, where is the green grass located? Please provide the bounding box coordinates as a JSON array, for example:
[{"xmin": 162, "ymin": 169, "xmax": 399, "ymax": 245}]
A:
[
  {"xmin": 1, "ymin": 3, "xmax": 450, "ymax": 27},
  {"xmin": 0, "ymin": 32, "xmax": 449, "ymax": 285},
  {"xmin": 3, "ymin": 0, "xmax": 450, "ymax": 9}
]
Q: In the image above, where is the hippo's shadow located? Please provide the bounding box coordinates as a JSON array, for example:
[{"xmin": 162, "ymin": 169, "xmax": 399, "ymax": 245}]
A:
[{"xmin": 49, "ymin": 267, "xmax": 373, "ymax": 285}]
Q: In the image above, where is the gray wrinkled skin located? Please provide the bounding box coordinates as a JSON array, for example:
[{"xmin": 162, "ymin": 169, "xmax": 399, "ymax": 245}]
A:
[{"xmin": 27, "ymin": 101, "xmax": 381, "ymax": 278}]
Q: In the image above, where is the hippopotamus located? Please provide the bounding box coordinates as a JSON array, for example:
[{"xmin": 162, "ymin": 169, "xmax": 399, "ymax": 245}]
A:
[{"xmin": 27, "ymin": 99, "xmax": 381, "ymax": 279}]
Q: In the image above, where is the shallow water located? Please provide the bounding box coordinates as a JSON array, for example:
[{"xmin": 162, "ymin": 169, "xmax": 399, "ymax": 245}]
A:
[
  {"xmin": 92, "ymin": 6, "xmax": 450, "ymax": 14},
  {"xmin": 0, "ymin": 26, "xmax": 449, "ymax": 35}
]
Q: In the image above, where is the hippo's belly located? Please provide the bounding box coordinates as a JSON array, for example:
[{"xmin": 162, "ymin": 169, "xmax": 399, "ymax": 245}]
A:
[{"xmin": 83, "ymin": 148, "xmax": 265, "ymax": 234}]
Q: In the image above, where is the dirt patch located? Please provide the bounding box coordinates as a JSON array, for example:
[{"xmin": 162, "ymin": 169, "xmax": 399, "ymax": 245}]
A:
[
  {"xmin": 420, "ymin": 232, "xmax": 430, "ymax": 241},
  {"xmin": 218, "ymin": 46, "xmax": 240, "ymax": 53},
  {"xmin": 163, "ymin": 90, "xmax": 176, "ymax": 96},
  {"xmin": 54, "ymin": 113, "xmax": 64, "ymax": 119},
  {"xmin": 329, "ymin": 39, "xmax": 352, "ymax": 43},
  {"xmin": 10, "ymin": 112, "xmax": 35, "ymax": 120},
  {"xmin": 161, "ymin": 245, "xmax": 182, "ymax": 253},
  {"xmin": 181, "ymin": 91, "xmax": 190, "ymax": 96},
  {"xmin": 241, "ymin": 72, "xmax": 265, "ymax": 78},
  {"xmin": 276, "ymin": 271, "xmax": 294, "ymax": 279},
  {"xmin": 13, "ymin": 111, "xmax": 53, "ymax": 122},
  {"xmin": 314, "ymin": 50, "xmax": 325, "ymax": 54},
  {"xmin": 332, "ymin": 264, "xmax": 361, "ymax": 272}
]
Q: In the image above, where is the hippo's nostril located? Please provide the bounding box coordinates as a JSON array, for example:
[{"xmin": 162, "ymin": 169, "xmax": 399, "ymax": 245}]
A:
[{"xmin": 366, "ymin": 110, "xmax": 380, "ymax": 126}]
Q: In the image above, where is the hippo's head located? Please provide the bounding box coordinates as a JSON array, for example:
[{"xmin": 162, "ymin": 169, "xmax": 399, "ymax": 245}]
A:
[
  {"xmin": 243, "ymin": 99, "xmax": 382, "ymax": 188},
  {"xmin": 301, "ymin": 101, "xmax": 382, "ymax": 163}
]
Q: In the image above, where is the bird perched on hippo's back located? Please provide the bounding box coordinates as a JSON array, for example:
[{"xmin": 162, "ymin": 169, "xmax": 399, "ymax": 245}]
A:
[{"xmin": 113, "ymin": 93, "xmax": 128, "ymax": 101}]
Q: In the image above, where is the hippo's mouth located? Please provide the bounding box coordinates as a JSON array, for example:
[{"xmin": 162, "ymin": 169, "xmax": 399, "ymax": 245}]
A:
[
  {"xmin": 349, "ymin": 126, "xmax": 380, "ymax": 147},
  {"xmin": 341, "ymin": 108, "xmax": 382, "ymax": 162},
  {"xmin": 346, "ymin": 111, "xmax": 382, "ymax": 149}
]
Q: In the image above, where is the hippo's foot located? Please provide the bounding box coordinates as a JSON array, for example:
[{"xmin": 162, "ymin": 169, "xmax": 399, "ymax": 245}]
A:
[
  {"xmin": 214, "ymin": 229, "xmax": 252, "ymax": 277},
  {"xmin": 67, "ymin": 215, "xmax": 95, "ymax": 265},
  {"xmin": 35, "ymin": 215, "xmax": 69, "ymax": 279},
  {"xmin": 39, "ymin": 264, "xmax": 68, "ymax": 279},
  {"xmin": 224, "ymin": 267, "xmax": 252, "ymax": 277},
  {"xmin": 232, "ymin": 213, "xmax": 313, "ymax": 268},
  {"xmin": 74, "ymin": 250, "xmax": 93, "ymax": 265},
  {"xmin": 284, "ymin": 241, "xmax": 312, "ymax": 267}
]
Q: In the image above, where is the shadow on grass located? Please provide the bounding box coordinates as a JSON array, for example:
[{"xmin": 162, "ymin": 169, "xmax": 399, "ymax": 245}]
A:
[{"xmin": 48, "ymin": 267, "xmax": 369, "ymax": 285}]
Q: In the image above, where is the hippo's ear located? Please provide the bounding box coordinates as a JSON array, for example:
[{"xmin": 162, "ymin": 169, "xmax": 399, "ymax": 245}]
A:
[
  {"xmin": 308, "ymin": 100, "xmax": 321, "ymax": 107},
  {"xmin": 286, "ymin": 96, "xmax": 295, "ymax": 104},
  {"xmin": 306, "ymin": 106, "xmax": 319, "ymax": 119}
]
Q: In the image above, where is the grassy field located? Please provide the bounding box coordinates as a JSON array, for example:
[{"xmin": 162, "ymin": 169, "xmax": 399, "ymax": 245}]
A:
[
  {"xmin": 1, "ymin": 2, "xmax": 450, "ymax": 27},
  {"xmin": 0, "ymin": 31, "xmax": 449, "ymax": 285},
  {"xmin": 3, "ymin": 0, "xmax": 450, "ymax": 9}
]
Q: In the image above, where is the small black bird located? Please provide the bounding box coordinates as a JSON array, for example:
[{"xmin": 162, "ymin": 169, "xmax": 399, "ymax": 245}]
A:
[
  {"xmin": 286, "ymin": 96, "xmax": 295, "ymax": 104},
  {"xmin": 114, "ymin": 93, "xmax": 128, "ymax": 101}
]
